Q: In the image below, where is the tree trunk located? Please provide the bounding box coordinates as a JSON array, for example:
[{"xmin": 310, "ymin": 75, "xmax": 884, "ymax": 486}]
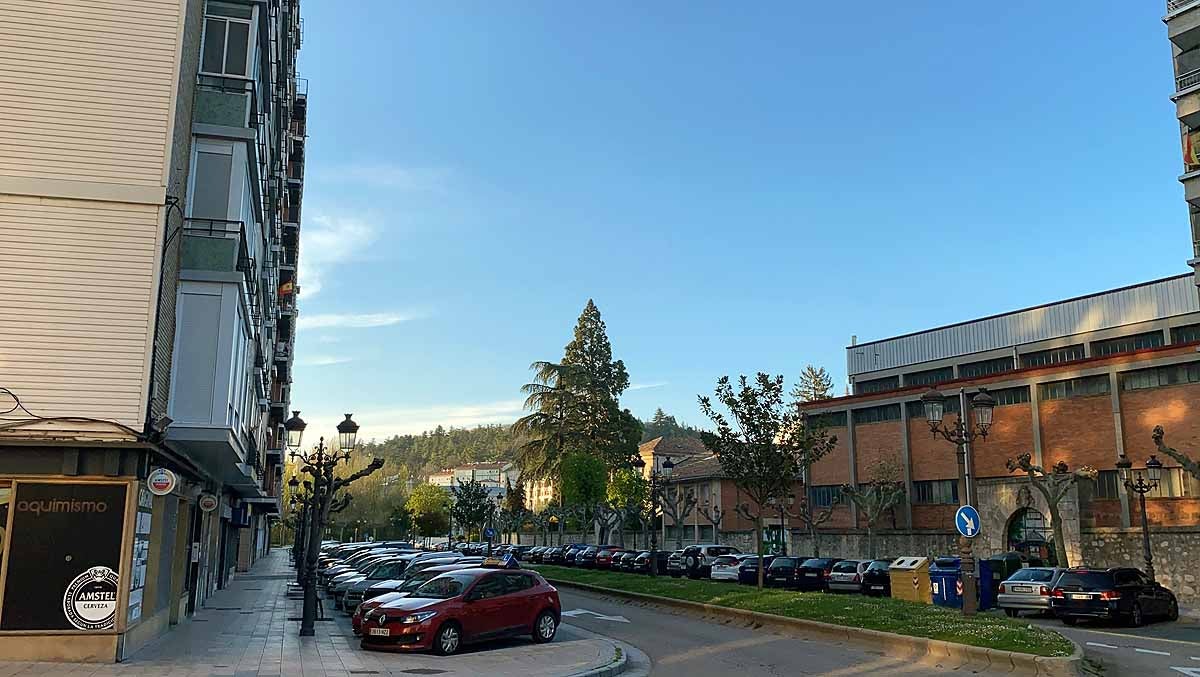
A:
[
  {"xmin": 866, "ymin": 524, "xmax": 875, "ymax": 559},
  {"xmin": 808, "ymin": 523, "xmax": 820, "ymax": 558},
  {"xmin": 755, "ymin": 513, "xmax": 765, "ymax": 589},
  {"xmin": 1048, "ymin": 504, "xmax": 1070, "ymax": 567}
]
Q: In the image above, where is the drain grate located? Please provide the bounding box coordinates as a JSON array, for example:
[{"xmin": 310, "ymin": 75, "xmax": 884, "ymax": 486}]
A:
[
  {"xmin": 349, "ymin": 672, "xmax": 380, "ymax": 675},
  {"xmin": 399, "ymin": 670, "xmax": 447, "ymax": 675},
  {"xmin": 212, "ymin": 607, "xmax": 242, "ymax": 611},
  {"xmin": 239, "ymin": 611, "xmax": 255, "ymax": 615}
]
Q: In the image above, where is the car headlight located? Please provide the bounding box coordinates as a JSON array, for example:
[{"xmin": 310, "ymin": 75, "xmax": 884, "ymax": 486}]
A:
[{"xmin": 399, "ymin": 611, "xmax": 438, "ymax": 624}]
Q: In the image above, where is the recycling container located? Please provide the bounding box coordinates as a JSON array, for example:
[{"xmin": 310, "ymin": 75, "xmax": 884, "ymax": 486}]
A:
[
  {"xmin": 888, "ymin": 556, "xmax": 932, "ymax": 604},
  {"xmin": 929, "ymin": 557, "xmax": 963, "ymax": 608}
]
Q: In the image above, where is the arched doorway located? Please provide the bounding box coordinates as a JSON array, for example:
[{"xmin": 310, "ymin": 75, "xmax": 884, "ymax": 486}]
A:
[{"xmin": 1006, "ymin": 507, "xmax": 1056, "ymax": 566}]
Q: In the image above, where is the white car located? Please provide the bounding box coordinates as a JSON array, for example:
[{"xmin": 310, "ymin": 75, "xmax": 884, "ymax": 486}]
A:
[{"xmin": 710, "ymin": 554, "xmax": 753, "ymax": 582}]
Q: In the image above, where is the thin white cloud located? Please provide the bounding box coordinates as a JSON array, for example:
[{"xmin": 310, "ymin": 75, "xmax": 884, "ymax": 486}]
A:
[
  {"xmin": 298, "ymin": 356, "xmax": 352, "ymax": 366},
  {"xmin": 299, "ymin": 212, "xmax": 377, "ymax": 298},
  {"xmin": 315, "ymin": 335, "xmax": 342, "ymax": 344},
  {"xmin": 302, "ymin": 399, "xmax": 526, "ymax": 442},
  {"xmin": 297, "ymin": 312, "xmax": 415, "ymax": 330},
  {"xmin": 628, "ymin": 382, "xmax": 669, "ymax": 391},
  {"xmin": 313, "ymin": 164, "xmax": 451, "ymax": 192}
]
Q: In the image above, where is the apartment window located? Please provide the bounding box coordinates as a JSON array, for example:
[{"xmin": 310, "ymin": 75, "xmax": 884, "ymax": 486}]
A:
[
  {"xmin": 1121, "ymin": 363, "xmax": 1200, "ymax": 391},
  {"xmin": 808, "ymin": 411, "xmax": 847, "ymax": 428},
  {"xmin": 192, "ymin": 151, "xmax": 232, "ymax": 219},
  {"xmin": 1094, "ymin": 470, "xmax": 1120, "ymax": 499},
  {"xmin": 809, "ymin": 485, "xmax": 842, "ymax": 508},
  {"xmin": 1171, "ymin": 323, "xmax": 1200, "ymax": 345},
  {"xmin": 990, "ymin": 386, "xmax": 1031, "ymax": 407},
  {"xmin": 912, "ymin": 480, "xmax": 959, "ymax": 505},
  {"xmin": 906, "ymin": 401, "xmax": 926, "ymax": 419},
  {"xmin": 1020, "ymin": 345, "xmax": 1084, "ymax": 369},
  {"xmin": 1038, "ymin": 375, "xmax": 1110, "ymax": 401},
  {"xmin": 853, "ymin": 403, "xmax": 901, "ymax": 425},
  {"xmin": 904, "ymin": 366, "xmax": 954, "ymax": 388},
  {"xmin": 959, "ymin": 357, "xmax": 1014, "ymax": 379},
  {"xmin": 201, "ymin": 4, "xmax": 253, "ymax": 77},
  {"xmin": 1091, "ymin": 331, "xmax": 1164, "ymax": 358},
  {"xmin": 855, "ymin": 376, "xmax": 899, "ymax": 395}
]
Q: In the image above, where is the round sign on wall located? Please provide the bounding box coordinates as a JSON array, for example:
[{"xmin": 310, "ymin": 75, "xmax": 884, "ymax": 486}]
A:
[
  {"xmin": 62, "ymin": 566, "xmax": 119, "ymax": 631},
  {"xmin": 198, "ymin": 493, "xmax": 219, "ymax": 513},
  {"xmin": 147, "ymin": 468, "xmax": 177, "ymax": 496}
]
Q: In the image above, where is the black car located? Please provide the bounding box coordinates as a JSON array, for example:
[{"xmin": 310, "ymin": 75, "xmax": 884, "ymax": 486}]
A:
[
  {"xmin": 860, "ymin": 559, "xmax": 892, "ymax": 596},
  {"xmin": 1051, "ymin": 567, "xmax": 1179, "ymax": 627},
  {"xmin": 738, "ymin": 554, "xmax": 777, "ymax": 585},
  {"xmin": 527, "ymin": 546, "xmax": 545, "ymax": 563},
  {"xmin": 616, "ymin": 550, "xmax": 640, "ymax": 572},
  {"xmin": 795, "ymin": 557, "xmax": 843, "ymax": 591},
  {"xmin": 766, "ymin": 557, "xmax": 804, "ymax": 588},
  {"xmin": 577, "ymin": 546, "xmax": 602, "ymax": 568},
  {"xmin": 563, "ymin": 545, "xmax": 589, "ymax": 566},
  {"xmin": 632, "ymin": 550, "xmax": 671, "ymax": 574},
  {"xmin": 544, "ymin": 546, "xmax": 566, "ymax": 564}
]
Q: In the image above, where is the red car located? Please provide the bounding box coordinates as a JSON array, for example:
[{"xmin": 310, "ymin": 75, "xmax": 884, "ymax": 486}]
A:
[
  {"xmin": 360, "ymin": 567, "xmax": 561, "ymax": 655},
  {"xmin": 594, "ymin": 547, "xmax": 628, "ymax": 570},
  {"xmin": 352, "ymin": 563, "xmax": 479, "ymax": 634}
]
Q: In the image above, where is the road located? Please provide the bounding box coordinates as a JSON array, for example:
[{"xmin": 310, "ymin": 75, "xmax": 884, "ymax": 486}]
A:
[
  {"xmin": 1026, "ymin": 615, "xmax": 1200, "ymax": 676},
  {"xmin": 558, "ymin": 587, "xmax": 1017, "ymax": 676}
]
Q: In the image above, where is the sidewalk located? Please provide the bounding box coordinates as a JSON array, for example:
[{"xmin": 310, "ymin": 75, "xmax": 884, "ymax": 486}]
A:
[{"xmin": 0, "ymin": 550, "xmax": 625, "ymax": 677}]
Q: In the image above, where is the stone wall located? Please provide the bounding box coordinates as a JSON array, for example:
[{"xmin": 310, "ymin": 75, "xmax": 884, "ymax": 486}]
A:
[
  {"xmin": 719, "ymin": 529, "xmax": 959, "ymax": 560},
  {"xmin": 1080, "ymin": 526, "xmax": 1200, "ymax": 603}
]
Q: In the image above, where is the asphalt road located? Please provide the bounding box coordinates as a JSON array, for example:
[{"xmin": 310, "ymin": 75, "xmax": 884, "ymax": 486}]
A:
[
  {"xmin": 1025, "ymin": 614, "xmax": 1200, "ymax": 676},
  {"xmin": 557, "ymin": 587, "xmax": 1019, "ymax": 676}
]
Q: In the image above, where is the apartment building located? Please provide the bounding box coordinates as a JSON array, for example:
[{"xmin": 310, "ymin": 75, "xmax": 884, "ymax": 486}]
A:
[
  {"xmin": 0, "ymin": 0, "xmax": 305, "ymax": 661},
  {"xmin": 1167, "ymin": 1, "xmax": 1200, "ymax": 291}
]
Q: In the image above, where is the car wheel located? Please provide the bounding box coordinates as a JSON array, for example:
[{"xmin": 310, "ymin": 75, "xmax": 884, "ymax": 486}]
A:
[
  {"xmin": 1130, "ymin": 603, "xmax": 1144, "ymax": 628},
  {"xmin": 532, "ymin": 611, "xmax": 558, "ymax": 643},
  {"xmin": 1061, "ymin": 617, "xmax": 1078, "ymax": 626},
  {"xmin": 433, "ymin": 622, "xmax": 462, "ymax": 656},
  {"xmin": 1004, "ymin": 608, "xmax": 1017, "ymax": 618},
  {"xmin": 1168, "ymin": 598, "xmax": 1180, "ymax": 622}
]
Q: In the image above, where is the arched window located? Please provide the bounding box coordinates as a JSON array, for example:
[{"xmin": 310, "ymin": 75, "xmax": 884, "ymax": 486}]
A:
[{"xmin": 1006, "ymin": 507, "xmax": 1055, "ymax": 565}]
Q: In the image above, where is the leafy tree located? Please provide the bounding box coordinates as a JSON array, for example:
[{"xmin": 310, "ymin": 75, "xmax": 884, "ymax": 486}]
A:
[
  {"xmin": 699, "ymin": 373, "xmax": 834, "ymax": 588},
  {"xmin": 450, "ymin": 478, "xmax": 494, "ymax": 541},
  {"xmin": 502, "ymin": 477, "xmax": 527, "ymax": 514},
  {"xmin": 598, "ymin": 468, "xmax": 648, "ymax": 546},
  {"xmin": 841, "ymin": 458, "xmax": 906, "ymax": 558},
  {"xmin": 560, "ymin": 452, "xmax": 608, "ymax": 542},
  {"xmin": 793, "ymin": 365, "xmax": 835, "ymax": 402},
  {"xmin": 406, "ymin": 484, "xmax": 450, "ymax": 539},
  {"xmin": 512, "ymin": 361, "xmax": 588, "ymax": 481},
  {"xmin": 388, "ymin": 504, "xmax": 413, "ymax": 540},
  {"xmin": 1006, "ymin": 454, "xmax": 1097, "ymax": 567}
]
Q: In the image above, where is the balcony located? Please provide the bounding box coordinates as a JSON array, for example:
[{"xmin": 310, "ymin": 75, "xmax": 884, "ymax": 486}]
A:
[
  {"xmin": 1182, "ymin": 166, "xmax": 1200, "ymax": 209},
  {"xmin": 181, "ymin": 219, "xmax": 258, "ymax": 298},
  {"xmin": 1168, "ymin": 1, "xmax": 1200, "ymax": 52},
  {"xmin": 195, "ymin": 75, "xmax": 257, "ymax": 128}
]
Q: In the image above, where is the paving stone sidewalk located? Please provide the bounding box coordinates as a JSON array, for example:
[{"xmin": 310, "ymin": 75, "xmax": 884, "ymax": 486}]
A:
[{"xmin": 0, "ymin": 550, "xmax": 623, "ymax": 677}]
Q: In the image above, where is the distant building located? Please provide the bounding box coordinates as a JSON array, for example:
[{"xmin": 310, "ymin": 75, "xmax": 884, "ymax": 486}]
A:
[{"xmin": 1165, "ymin": 2, "xmax": 1200, "ymax": 295}]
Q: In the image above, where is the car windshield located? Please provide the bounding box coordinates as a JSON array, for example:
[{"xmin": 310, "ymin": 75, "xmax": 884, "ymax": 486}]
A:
[
  {"xmin": 711, "ymin": 547, "xmax": 740, "ymax": 556},
  {"xmin": 770, "ymin": 557, "xmax": 797, "ymax": 568},
  {"xmin": 832, "ymin": 561, "xmax": 859, "ymax": 573},
  {"xmin": 1057, "ymin": 572, "xmax": 1114, "ymax": 589},
  {"xmin": 866, "ymin": 561, "xmax": 890, "ymax": 571},
  {"xmin": 800, "ymin": 558, "xmax": 827, "ymax": 568},
  {"xmin": 1007, "ymin": 568, "xmax": 1055, "ymax": 583},
  {"xmin": 399, "ymin": 570, "xmax": 440, "ymax": 592},
  {"xmin": 713, "ymin": 556, "xmax": 739, "ymax": 565},
  {"xmin": 412, "ymin": 572, "xmax": 476, "ymax": 599}
]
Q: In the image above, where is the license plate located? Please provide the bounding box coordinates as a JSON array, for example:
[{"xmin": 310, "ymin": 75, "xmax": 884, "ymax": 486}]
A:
[
  {"xmin": 369, "ymin": 628, "xmax": 390, "ymax": 637},
  {"xmin": 806, "ymin": 573, "xmax": 818, "ymax": 577},
  {"xmin": 871, "ymin": 585, "xmax": 884, "ymax": 590},
  {"xmin": 1070, "ymin": 593, "xmax": 1090, "ymax": 600},
  {"xmin": 1013, "ymin": 585, "xmax": 1032, "ymax": 593}
]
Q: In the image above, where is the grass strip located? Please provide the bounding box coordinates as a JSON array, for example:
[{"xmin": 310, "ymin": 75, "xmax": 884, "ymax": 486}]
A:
[{"xmin": 534, "ymin": 565, "xmax": 1074, "ymax": 657}]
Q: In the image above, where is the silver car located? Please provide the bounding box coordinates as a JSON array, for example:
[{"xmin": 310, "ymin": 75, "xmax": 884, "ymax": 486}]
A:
[
  {"xmin": 997, "ymin": 567, "xmax": 1065, "ymax": 617},
  {"xmin": 827, "ymin": 560, "xmax": 870, "ymax": 593}
]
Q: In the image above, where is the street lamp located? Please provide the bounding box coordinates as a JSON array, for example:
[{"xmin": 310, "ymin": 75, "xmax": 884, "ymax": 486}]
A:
[
  {"xmin": 632, "ymin": 454, "xmax": 674, "ymax": 576},
  {"xmin": 1116, "ymin": 454, "xmax": 1163, "ymax": 581},
  {"xmin": 285, "ymin": 410, "xmax": 307, "ymax": 450},
  {"xmin": 921, "ymin": 386, "xmax": 997, "ymax": 618},
  {"xmin": 336, "ymin": 413, "xmax": 359, "ymax": 451}
]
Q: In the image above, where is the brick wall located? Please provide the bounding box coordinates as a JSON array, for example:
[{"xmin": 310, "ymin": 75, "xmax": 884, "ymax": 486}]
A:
[
  {"xmin": 911, "ymin": 504, "xmax": 957, "ymax": 530},
  {"xmin": 973, "ymin": 402, "xmax": 1035, "ymax": 479},
  {"xmin": 1039, "ymin": 394, "xmax": 1117, "ymax": 470},
  {"xmin": 908, "ymin": 420, "xmax": 958, "ymax": 481},
  {"xmin": 1119, "ymin": 382, "xmax": 1200, "ymax": 466},
  {"xmin": 810, "ymin": 425, "xmax": 850, "ymax": 485},
  {"xmin": 854, "ymin": 420, "xmax": 905, "ymax": 480},
  {"xmin": 1145, "ymin": 497, "xmax": 1200, "ymax": 524}
]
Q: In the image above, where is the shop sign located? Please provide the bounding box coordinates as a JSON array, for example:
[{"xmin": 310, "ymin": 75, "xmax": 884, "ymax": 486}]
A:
[
  {"xmin": 1, "ymin": 482, "xmax": 127, "ymax": 631},
  {"xmin": 198, "ymin": 493, "xmax": 219, "ymax": 513},
  {"xmin": 147, "ymin": 468, "xmax": 177, "ymax": 496}
]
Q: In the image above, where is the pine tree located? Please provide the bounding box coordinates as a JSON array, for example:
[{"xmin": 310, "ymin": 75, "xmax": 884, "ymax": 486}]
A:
[{"xmin": 793, "ymin": 365, "xmax": 835, "ymax": 402}]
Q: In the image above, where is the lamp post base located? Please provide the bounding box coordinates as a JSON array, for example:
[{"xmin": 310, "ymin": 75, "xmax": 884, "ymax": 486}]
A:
[{"xmin": 959, "ymin": 535, "xmax": 977, "ymax": 617}]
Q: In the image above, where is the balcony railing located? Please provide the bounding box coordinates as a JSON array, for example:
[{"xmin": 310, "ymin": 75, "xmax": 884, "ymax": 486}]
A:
[
  {"xmin": 1178, "ymin": 68, "xmax": 1200, "ymax": 92},
  {"xmin": 1168, "ymin": 0, "xmax": 1200, "ymax": 14},
  {"xmin": 183, "ymin": 218, "xmax": 261, "ymax": 319}
]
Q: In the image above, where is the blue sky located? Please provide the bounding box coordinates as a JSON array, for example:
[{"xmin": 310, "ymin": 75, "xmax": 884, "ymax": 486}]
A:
[{"xmin": 293, "ymin": 0, "xmax": 1188, "ymax": 441}]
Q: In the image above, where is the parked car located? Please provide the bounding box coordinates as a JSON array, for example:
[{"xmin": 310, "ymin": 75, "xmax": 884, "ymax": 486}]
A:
[
  {"xmin": 616, "ymin": 550, "xmax": 641, "ymax": 572},
  {"xmin": 563, "ymin": 545, "xmax": 589, "ymax": 566},
  {"xmin": 335, "ymin": 557, "xmax": 409, "ymax": 610},
  {"xmin": 826, "ymin": 560, "xmax": 870, "ymax": 594},
  {"xmin": 527, "ymin": 546, "xmax": 545, "ymax": 563},
  {"xmin": 633, "ymin": 550, "xmax": 671, "ymax": 574},
  {"xmin": 346, "ymin": 557, "xmax": 481, "ymax": 611},
  {"xmin": 361, "ymin": 568, "xmax": 561, "ymax": 654},
  {"xmin": 860, "ymin": 559, "xmax": 893, "ymax": 596},
  {"xmin": 543, "ymin": 546, "xmax": 565, "ymax": 564},
  {"xmin": 576, "ymin": 546, "xmax": 603, "ymax": 568},
  {"xmin": 666, "ymin": 550, "xmax": 686, "ymax": 577},
  {"xmin": 595, "ymin": 547, "xmax": 628, "ymax": 570},
  {"xmin": 1050, "ymin": 567, "xmax": 1179, "ymax": 627},
  {"xmin": 680, "ymin": 544, "xmax": 743, "ymax": 578},
  {"xmin": 710, "ymin": 554, "xmax": 753, "ymax": 582},
  {"xmin": 796, "ymin": 557, "xmax": 843, "ymax": 592},
  {"xmin": 996, "ymin": 567, "xmax": 1065, "ymax": 617},
  {"xmin": 738, "ymin": 554, "xmax": 776, "ymax": 585},
  {"xmin": 766, "ymin": 556, "xmax": 804, "ymax": 588},
  {"xmin": 352, "ymin": 563, "xmax": 483, "ymax": 634}
]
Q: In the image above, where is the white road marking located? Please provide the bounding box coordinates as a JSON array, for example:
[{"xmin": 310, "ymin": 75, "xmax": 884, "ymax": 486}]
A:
[
  {"xmin": 1137, "ymin": 648, "xmax": 1172, "ymax": 656},
  {"xmin": 1192, "ymin": 657, "xmax": 1200, "ymax": 661},
  {"xmin": 561, "ymin": 608, "xmax": 630, "ymax": 623},
  {"xmin": 1170, "ymin": 668, "xmax": 1200, "ymax": 676},
  {"xmin": 1086, "ymin": 642, "xmax": 1119, "ymax": 649}
]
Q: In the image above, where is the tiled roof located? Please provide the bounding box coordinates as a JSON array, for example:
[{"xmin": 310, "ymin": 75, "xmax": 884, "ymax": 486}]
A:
[
  {"xmin": 638, "ymin": 436, "xmax": 709, "ymax": 458},
  {"xmin": 667, "ymin": 454, "xmax": 725, "ymax": 481}
]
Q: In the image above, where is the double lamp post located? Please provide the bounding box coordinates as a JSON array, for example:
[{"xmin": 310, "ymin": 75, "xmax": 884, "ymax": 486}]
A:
[
  {"xmin": 1116, "ymin": 453, "xmax": 1164, "ymax": 582},
  {"xmin": 632, "ymin": 453, "xmax": 674, "ymax": 576}
]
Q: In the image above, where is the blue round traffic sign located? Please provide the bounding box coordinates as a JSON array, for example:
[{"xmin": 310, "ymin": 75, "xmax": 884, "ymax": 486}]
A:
[
  {"xmin": 955, "ymin": 505, "xmax": 981, "ymax": 538},
  {"xmin": 483, "ymin": 527, "xmax": 496, "ymax": 540}
]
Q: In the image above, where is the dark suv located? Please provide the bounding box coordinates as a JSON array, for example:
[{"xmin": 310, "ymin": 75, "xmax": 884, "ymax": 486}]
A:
[
  {"xmin": 1051, "ymin": 567, "xmax": 1179, "ymax": 627},
  {"xmin": 679, "ymin": 544, "xmax": 743, "ymax": 578}
]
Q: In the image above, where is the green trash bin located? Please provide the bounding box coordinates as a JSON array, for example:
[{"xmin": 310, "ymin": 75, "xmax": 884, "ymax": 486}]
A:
[{"xmin": 888, "ymin": 556, "xmax": 932, "ymax": 604}]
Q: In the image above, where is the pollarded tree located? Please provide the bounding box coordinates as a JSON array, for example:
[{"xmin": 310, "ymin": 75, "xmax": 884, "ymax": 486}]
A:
[
  {"xmin": 659, "ymin": 483, "xmax": 697, "ymax": 549},
  {"xmin": 699, "ymin": 373, "xmax": 802, "ymax": 589},
  {"xmin": 841, "ymin": 458, "xmax": 906, "ymax": 559},
  {"xmin": 1153, "ymin": 426, "xmax": 1200, "ymax": 480},
  {"xmin": 1006, "ymin": 453, "xmax": 1097, "ymax": 567}
]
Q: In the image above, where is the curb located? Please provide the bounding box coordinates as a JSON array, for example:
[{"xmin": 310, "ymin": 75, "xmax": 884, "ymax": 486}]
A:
[
  {"xmin": 563, "ymin": 636, "xmax": 629, "ymax": 677},
  {"xmin": 548, "ymin": 577, "xmax": 1083, "ymax": 677}
]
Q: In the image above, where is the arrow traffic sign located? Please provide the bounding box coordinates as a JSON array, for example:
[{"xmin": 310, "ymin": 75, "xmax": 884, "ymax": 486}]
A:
[{"xmin": 955, "ymin": 505, "xmax": 981, "ymax": 539}]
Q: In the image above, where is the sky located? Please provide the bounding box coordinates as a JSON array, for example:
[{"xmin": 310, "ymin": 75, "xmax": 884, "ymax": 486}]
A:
[{"xmin": 292, "ymin": 0, "xmax": 1190, "ymax": 442}]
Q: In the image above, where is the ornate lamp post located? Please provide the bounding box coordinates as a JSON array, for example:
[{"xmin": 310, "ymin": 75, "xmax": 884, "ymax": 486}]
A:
[
  {"xmin": 1116, "ymin": 454, "xmax": 1164, "ymax": 581},
  {"xmin": 632, "ymin": 454, "xmax": 674, "ymax": 576},
  {"xmin": 921, "ymin": 387, "xmax": 996, "ymax": 617}
]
